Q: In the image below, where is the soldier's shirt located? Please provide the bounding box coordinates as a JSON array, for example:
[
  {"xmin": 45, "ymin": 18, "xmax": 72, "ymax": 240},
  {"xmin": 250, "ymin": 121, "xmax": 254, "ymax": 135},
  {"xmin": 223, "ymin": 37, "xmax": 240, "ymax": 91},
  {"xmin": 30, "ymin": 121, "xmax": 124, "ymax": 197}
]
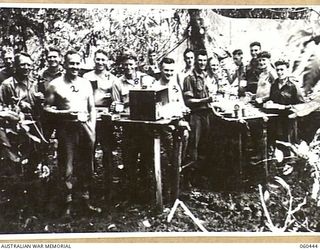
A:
[
  {"xmin": 143, "ymin": 63, "xmax": 161, "ymax": 80},
  {"xmin": 183, "ymin": 69, "xmax": 211, "ymax": 111},
  {"xmin": 207, "ymin": 75, "xmax": 219, "ymax": 96},
  {"xmin": 38, "ymin": 66, "xmax": 64, "ymax": 94},
  {"xmin": 256, "ymin": 68, "xmax": 277, "ymax": 99},
  {"xmin": 245, "ymin": 58, "xmax": 262, "ymax": 93},
  {"xmin": 112, "ymin": 71, "xmax": 155, "ymax": 106},
  {"xmin": 83, "ymin": 70, "xmax": 119, "ymax": 107},
  {"xmin": 177, "ymin": 67, "xmax": 193, "ymax": 90},
  {"xmin": 154, "ymin": 77, "xmax": 187, "ymax": 113},
  {"xmin": 270, "ymin": 76, "xmax": 304, "ymax": 105},
  {"xmin": 0, "ymin": 76, "xmax": 38, "ymax": 108},
  {"xmin": 227, "ymin": 63, "xmax": 246, "ymax": 85},
  {"xmin": 0, "ymin": 68, "xmax": 14, "ymax": 85}
]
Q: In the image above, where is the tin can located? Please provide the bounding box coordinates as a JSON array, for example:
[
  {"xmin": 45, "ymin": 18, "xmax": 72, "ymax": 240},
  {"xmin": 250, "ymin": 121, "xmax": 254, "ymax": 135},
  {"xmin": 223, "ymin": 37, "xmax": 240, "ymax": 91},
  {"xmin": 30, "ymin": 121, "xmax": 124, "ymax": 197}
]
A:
[{"xmin": 234, "ymin": 110, "xmax": 239, "ymax": 118}]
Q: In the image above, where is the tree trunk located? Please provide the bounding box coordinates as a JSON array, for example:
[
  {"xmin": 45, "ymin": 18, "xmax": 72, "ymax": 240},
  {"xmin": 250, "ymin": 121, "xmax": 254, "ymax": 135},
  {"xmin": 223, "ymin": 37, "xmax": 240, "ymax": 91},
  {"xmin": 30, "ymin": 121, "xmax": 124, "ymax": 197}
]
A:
[{"xmin": 188, "ymin": 9, "xmax": 206, "ymax": 52}]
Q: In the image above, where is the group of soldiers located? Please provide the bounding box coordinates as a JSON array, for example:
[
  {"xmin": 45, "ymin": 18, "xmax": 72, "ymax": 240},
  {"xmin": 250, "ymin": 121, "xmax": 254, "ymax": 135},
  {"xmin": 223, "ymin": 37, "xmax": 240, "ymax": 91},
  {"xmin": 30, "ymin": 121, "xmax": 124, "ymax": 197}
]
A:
[{"xmin": 0, "ymin": 40, "xmax": 306, "ymax": 217}]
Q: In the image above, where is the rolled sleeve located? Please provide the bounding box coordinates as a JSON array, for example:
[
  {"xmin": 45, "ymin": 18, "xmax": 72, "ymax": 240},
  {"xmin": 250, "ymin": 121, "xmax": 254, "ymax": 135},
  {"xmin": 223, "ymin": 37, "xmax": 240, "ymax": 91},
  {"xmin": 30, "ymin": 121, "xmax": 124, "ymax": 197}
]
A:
[{"xmin": 183, "ymin": 75, "xmax": 194, "ymax": 98}]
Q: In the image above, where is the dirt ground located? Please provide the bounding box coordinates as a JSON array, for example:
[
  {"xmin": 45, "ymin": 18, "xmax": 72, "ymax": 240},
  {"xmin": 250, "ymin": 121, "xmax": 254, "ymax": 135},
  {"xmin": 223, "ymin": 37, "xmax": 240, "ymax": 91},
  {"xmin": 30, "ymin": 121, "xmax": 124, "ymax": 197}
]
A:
[
  {"xmin": 0, "ymin": 148, "xmax": 266, "ymax": 234},
  {"xmin": 0, "ymin": 139, "xmax": 319, "ymax": 233}
]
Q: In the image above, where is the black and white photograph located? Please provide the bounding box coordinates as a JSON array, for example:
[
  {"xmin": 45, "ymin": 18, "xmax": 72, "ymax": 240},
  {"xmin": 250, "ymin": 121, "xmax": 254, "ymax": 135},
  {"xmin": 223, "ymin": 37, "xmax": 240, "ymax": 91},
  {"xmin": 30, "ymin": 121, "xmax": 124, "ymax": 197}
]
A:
[{"xmin": 0, "ymin": 4, "xmax": 319, "ymax": 235}]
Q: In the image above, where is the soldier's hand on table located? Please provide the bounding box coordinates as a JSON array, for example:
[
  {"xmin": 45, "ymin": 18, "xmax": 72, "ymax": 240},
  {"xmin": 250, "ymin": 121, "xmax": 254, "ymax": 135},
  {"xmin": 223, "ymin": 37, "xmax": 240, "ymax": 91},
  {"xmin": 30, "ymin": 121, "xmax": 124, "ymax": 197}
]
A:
[
  {"xmin": 182, "ymin": 107, "xmax": 190, "ymax": 116},
  {"xmin": 238, "ymin": 118, "xmax": 247, "ymax": 124},
  {"xmin": 262, "ymin": 116, "xmax": 269, "ymax": 122},
  {"xmin": 307, "ymin": 91, "xmax": 320, "ymax": 102},
  {"xmin": 288, "ymin": 106, "xmax": 298, "ymax": 119},
  {"xmin": 211, "ymin": 107, "xmax": 223, "ymax": 118},
  {"xmin": 77, "ymin": 112, "xmax": 89, "ymax": 122},
  {"xmin": 288, "ymin": 113, "xmax": 298, "ymax": 119},
  {"xmin": 44, "ymin": 106, "xmax": 76, "ymax": 114},
  {"xmin": 255, "ymin": 97, "xmax": 263, "ymax": 104},
  {"xmin": 178, "ymin": 120, "xmax": 191, "ymax": 131},
  {"xmin": 206, "ymin": 96, "xmax": 213, "ymax": 103}
]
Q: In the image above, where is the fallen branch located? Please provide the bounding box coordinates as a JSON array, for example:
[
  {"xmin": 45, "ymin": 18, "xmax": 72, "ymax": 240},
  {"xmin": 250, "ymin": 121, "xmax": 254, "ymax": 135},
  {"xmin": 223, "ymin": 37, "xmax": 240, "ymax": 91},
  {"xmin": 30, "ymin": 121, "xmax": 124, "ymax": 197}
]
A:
[
  {"xmin": 179, "ymin": 200, "xmax": 208, "ymax": 232},
  {"xmin": 167, "ymin": 199, "xmax": 208, "ymax": 232},
  {"xmin": 252, "ymin": 156, "xmax": 297, "ymax": 166},
  {"xmin": 180, "ymin": 160, "xmax": 195, "ymax": 171},
  {"xmin": 291, "ymin": 215, "xmax": 314, "ymax": 232},
  {"xmin": 167, "ymin": 199, "xmax": 180, "ymax": 223},
  {"xmin": 258, "ymin": 184, "xmax": 280, "ymax": 232}
]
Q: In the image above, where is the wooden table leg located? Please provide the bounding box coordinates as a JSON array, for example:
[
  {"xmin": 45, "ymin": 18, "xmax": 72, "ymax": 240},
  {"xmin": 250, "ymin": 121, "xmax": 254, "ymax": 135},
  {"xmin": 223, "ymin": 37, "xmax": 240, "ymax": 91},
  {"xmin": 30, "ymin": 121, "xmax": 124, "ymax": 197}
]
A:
[
  {"xmin": 293, "ymin": 118, "xmax": 298, "ymax": 143},
  {"xmin": 104, "ymin": 141, "xmax": 113, "ymax": 210},
  {"xmin": 238, "ymin": 130, "xmax": 243, "ymax": 189},
  {"xmin": 101, "ymin": 120, "xmax": 113, "ymax": 210},
  {"xmin": 262, "ymin": 121, "xmax": 269, "ymax": 178},
  {"xmin": 153, "ymin": 131, "xmax": 163, "ymax": 212},
  {"xmin": 172, "ymin": 129, "xmax": 183, "ymax": 203}
]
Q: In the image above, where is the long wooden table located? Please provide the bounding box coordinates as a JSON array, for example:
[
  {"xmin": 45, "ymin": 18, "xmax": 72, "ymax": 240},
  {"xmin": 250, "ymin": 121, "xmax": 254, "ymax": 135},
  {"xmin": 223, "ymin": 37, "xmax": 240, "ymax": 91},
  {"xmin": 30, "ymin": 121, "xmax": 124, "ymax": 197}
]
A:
[
  {"xmin": 220, "ymin": 112, "xmax": 278, "ymax": 183},
  {"xmin": 211, "ymin": 102, "xmax": 279, "ymax": 188}
]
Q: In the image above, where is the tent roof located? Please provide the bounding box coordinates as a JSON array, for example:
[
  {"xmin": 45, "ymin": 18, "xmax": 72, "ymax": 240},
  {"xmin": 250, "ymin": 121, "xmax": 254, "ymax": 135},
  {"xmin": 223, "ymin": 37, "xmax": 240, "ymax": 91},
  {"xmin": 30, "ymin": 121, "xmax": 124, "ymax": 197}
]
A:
[{"xmin": 212, "ymin": 8, "xmax": 310, "ymax": 20}]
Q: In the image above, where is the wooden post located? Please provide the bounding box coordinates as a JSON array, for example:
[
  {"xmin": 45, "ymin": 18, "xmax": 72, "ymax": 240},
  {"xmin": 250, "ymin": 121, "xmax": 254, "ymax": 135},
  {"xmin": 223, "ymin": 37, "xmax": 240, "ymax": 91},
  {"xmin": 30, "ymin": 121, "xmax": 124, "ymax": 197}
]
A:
[
  {"xmin": 293, "ymin": 118, "xmax": 298, "ymax": 143},
  {"xmin": 153, "ymin": 131, "xmax": 163, "ymax": 212},
  {"xmin": 172, "ymin": 128, "xmax": 183, "ymax": 203},
  {"xmin": 104, "ymin": 134, "xmax": 113, "ymax": 211},
  {"xmin": 262, "ymin": 120, "xmax": 269, "ymax": 177},
  {"xmin": 238, "ymin": 129, "xmax": 243, "ymax": 189},
  {"xmin": 100, "ymin": 119, "xmax": 113, "ymax": 211}
]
